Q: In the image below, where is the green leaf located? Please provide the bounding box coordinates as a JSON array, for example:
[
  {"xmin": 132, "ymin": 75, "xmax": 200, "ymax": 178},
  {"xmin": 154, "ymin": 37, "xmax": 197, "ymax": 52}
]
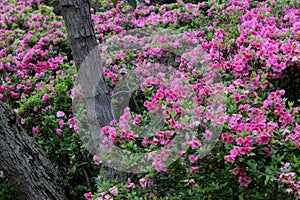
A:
[
  {"xmin": 127, "ymin": 0, "xmax": 137, "ymax": 9},
  {"xmin": 170, "ymin": 110, "xmax": 177, "ymax": 117},
  {"xmin": 112, "ymin": 0, "xmax": 118, "ymax": 7}
]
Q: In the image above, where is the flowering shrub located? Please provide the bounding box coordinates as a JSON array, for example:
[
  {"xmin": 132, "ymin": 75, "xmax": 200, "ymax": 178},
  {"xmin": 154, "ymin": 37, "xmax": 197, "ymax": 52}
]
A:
[
  {"xmin": 87, "ymin": 0, "xmax": 300, "ymax": 199},
  {"xmin": 0, "ymin": 0, "xmax": 300, "ymax": 200},
  {"xmin": 0, "ymin": 1, "xmax": 98, "ymax": 198}
]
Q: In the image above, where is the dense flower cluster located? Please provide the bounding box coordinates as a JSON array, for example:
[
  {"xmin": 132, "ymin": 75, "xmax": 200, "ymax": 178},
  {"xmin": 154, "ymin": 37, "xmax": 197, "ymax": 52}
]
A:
[
  {"xmin": 0, "ymin": 0, "xmax": 299, "ymax": 199},
  {"xmin": 89, "ymin": 0, "xmax": 300, "ymax": 199}
]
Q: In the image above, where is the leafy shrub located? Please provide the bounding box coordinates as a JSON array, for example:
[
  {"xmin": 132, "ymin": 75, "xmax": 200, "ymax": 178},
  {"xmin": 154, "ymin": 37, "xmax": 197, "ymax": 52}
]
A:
[
  {"xmin": 87, "ymin": 0, "xmax": 300, "ymax": 199},
  {"xmin": 0, "ymin": 0, "xmax": 299, "ymax": 200}
]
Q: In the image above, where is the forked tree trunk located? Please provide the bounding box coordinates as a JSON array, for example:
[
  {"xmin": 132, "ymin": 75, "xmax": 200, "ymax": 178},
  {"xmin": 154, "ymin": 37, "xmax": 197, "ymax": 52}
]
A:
[{"xmin": 0, "ymin": 102, "xmax": 69, "ymax": 200}]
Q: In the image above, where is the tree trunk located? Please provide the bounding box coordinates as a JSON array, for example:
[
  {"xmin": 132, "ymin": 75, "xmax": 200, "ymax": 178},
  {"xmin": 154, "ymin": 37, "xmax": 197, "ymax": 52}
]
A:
[
  {"xmin": 58, "ymin": 0, "xmax": 114, "ymax": 128},
  {"xmin": 0, "ymin": 102, "xmax": 69, "ymax": 200},
  {"xmin": 58, "ymin": 0, "xmax": 119, "ymax": 180},
  {"xmin": 58, "ymin": 0, "xmax": 97, "ymax": 68}
]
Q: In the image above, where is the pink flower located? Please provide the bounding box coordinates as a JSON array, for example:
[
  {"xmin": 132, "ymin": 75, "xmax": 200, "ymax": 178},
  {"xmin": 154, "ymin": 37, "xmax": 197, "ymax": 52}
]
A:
[
  {"xmin": 203, "ymin": 130, "xmax": 213, "ymax": 140},
  {"xmin": 238, "ymin": 104, "xmax": 250, "ymax": 111},
  {"xmin": 152, "ymin": 158, "xmax": 168, "ymax": 173},
  {"xmin": 73, "ymin": 123, "xmax": 81, "ymax": 132},
  {"xmin": 126, "ymin": 182, "xmax": 136, "ymax": 191},
  {"xmin": 93, "ymin": 155, "xmax": 101, "ymax": 165},
  {"xmin": 256, "ymin": 132, "xmax": 271, "ymax": 145},
  {"xmin": 224, "ymin": 155, "xmax": 235, "ymax": 163},
  {"xmin": 191, "ymin": 136, "xmax": 201, "ymax": 149},
  {"xmin": 59, "ymin": 119, "xmax": 65, "ymax": 128},
  {"xmin": 109, "ymin": 186, "xmax": 118, "ymax": 196},
  {"xmin": 236, "ymin": 137, "xmax": 244, "ymax": 146},
  {"xmin": 42, "ymin": 93, "xmax": 49, "ymax": 103},
  {"xmin": 155, "ymin": 131, "xmax": 164, "ymax": 140},
  {"xmin": 177, "ymin": 150, "xmax": 186, "ymax": 158},
  {"xmin": 221, "ymin": 133, "xmax": 234, "ymax": 144},
  {"xmin": 109, "ymin": 132, "xmax": 118, "ymax": 145},
  {"xmin": 238, "ymin": 176, "xmax": 252, "ymax": 187},
  {"xmin": 152, "ymin": 137, "xmax": 160, "ymax": 146},
  {"xmin": 279, "ymin": 172, "xmax": 295, "ymax": 184},
  {"xmin": 190, "ymin": 166, "xmax": 199, "ymax": 174},
  {"xmin": 232, "ymin": 167, "xmax": 246, "ymax": 176},
  {"xmin": 84, "ymin": 192, "xmax": 92, "ymax": 200},
  {"xmin": 120, "ymin": 68, "xmax": 127, "ymax": 73},
  {"xmin": 225, "ymin": 148, "xmax": 239, "ymax": 163},
  {"xmin": 139, "ymin": 178, "xmax": 147, "ymax": 188},
  {"xmin": 230, "ymin": 148, "xmax": 239, "ymax": 157},
  {"xmin": 21, "ymin": 119, "xmax": 26, "ymax": 125},
  {"xmin": 286, "ymin": 188, "xmax": 293, "ymax": 194},
  {"xmin": 243, "ymin": 136, "xmax": 253, "ymax": 146},
  {"xmin": 110, "ymin": 120, "xmax": 117, "ymax": 125},
  {"xmin": 239, "ymin": 146, "xmax": 252, "ymax": 155},
  {"xmin": 68, "ymin": 117, "xmax": 76, "ymax": 128},
  {"xmin": 281, "ymin": 162, "xmax": 291, "ymax": 171},
  {"xmin": 133, "ymin": 118, "xmax": 140, "ymax": 124},
  {"xmin": 56, "ymin": 111, "xmax": 65, "ymax": 117},
  {"xmin": 10, "ymin": 91, "xmax": 20, "ymax": 99},
  {"xmin": 32, "ymin": 127, "xmax": 39, "ymax": 135},
  {"xmin": 161, "ymin": 148, "xmax": 170, "ymax": 158},
  {"xmin": 233, "ymin": 92, "xmax": 241, "ymax": 103},
  {"xmin": 188, "ymin": 155, "xmax": 199, "ymax": 163},
  {"xmin": 142, "ymin": 137, "xmax": 150, "ymax": 147},
  {"xmin": 56, "ymin": 129, "xmax": 63, "ymax": 135}
]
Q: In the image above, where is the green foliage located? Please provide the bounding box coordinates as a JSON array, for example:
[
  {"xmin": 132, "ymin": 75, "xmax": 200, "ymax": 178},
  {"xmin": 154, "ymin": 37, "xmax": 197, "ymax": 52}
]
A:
[
  {"xmin": 0, "ymin": 177, "xmax": 20, "ymax": 200},
  {"xmin": 17, "ymin": 64, "xmax": 99, "ymax": 199},
  {"xmin": 1, "ymin": 0, "xmax": 300, "ymax": 200}
]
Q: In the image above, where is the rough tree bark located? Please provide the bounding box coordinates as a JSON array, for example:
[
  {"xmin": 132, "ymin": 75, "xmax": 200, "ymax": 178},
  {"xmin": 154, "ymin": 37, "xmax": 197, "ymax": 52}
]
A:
[
  {"xmin": 0, "ymin": 102, "xmax": 69, "ymax": 200},
  {"xmin": 58, "ymin": 0, "xmax": 119, "ymax": 179},
  {"xmin": 58, "ymin": 0, "xmax": 113, "ymax": 128}
]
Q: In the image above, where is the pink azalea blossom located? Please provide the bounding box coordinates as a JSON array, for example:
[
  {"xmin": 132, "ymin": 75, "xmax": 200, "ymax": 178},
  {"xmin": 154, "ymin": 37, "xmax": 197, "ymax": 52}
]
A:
[
  {"xmin": 32, "ymin": 127, "xmax": 39, "ymax": 135},
  {"xmin": 238, "ymin": 176, "xmax": 252, "ymax": 187},
  {"xmin": 221, "ymin": 133, "xmax": 234, "ymax": 144},
  {"xmin": 139, "ymin": 178, "xmax": 147, "ymax": 188},
  {"xmin": 84, "ymin": 192, "xmax": 92, "ymax": 200},
  {"xmin": 21, "ymin": 119, "xmax": 26, "ymax": 125},
  {"xmin": 109, "ymin": 186, "xmax": 118, "ymax": 196},
  {"xmin": 93, "ymin": 155, "xmax": 101, "ymax": 165},
  {"xmin": 133, "ymin": 118, "xmax": 140, "ymax": 124},
  {"xmin": 126, "ymin": 179, "xmax": 136, "ymax": 191},
  {"xmin": 42, "ymin": 93, "xmax": 49, "ymax": 103},
  {"xmin": 190, "ymin": 166, "xmax": 199, "ymax": 174},
  {"xmin": 191, "ymin": 136, "xmax": 201, "ymax": 149},
  {"xmin": 203, "ymin": 130, "xmax": 213, "ymax": 140},
  {"xmin": 56, "ymin": 111, "xmax": 65, "ymax": 117},
  {"xmin": 188, "ymin": 155, "xmax": 199, "ymax": 163},
  {"xmin": 59, "ymin": 119, "xmax": 65, "ymax": 128}
]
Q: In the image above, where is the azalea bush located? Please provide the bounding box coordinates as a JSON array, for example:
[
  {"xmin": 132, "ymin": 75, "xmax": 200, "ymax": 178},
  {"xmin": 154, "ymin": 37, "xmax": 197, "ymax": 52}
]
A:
[
  {"xmin": 0, "ymin": 0, "xmax": 300, "ymax": 200},
  {"xmin": 0, "ymin": 1, "xmax": 98, "ymax": 198},
  {"xmin": 86, "ymin": 0, "xmax": 300, "ymax": 199}
]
